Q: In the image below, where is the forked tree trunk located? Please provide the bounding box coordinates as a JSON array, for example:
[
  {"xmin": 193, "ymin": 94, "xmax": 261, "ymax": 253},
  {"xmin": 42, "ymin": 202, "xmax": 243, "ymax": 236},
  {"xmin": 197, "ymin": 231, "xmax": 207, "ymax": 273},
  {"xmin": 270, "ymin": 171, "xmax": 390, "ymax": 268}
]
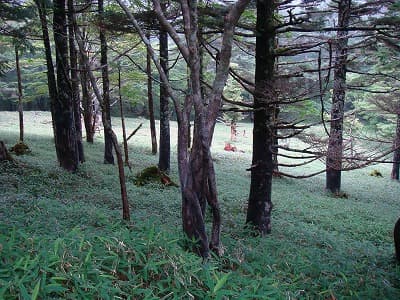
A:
[
  {"xmin": 68, "ymin": 0, "xmax": 84, "ymax": 163},
  {"xmin": 116, "ymin": 0, "xmax": 249, "ymax": 257},
  {"xmin": 15, "ymin": 45, "xmax": 24, "ymax": 142},
  {"xmin": 391, "ymin": 111, "xmax": 400, "ymax": 180},
  {"xmin": 35, "ymin": 0, "xmax": 60, "ymax": 160},
  {"xmin": 158, "ymin": 7, "xmax": 170, "ymax": 173},
  {"xmin": 326, "ymin": 0, "xmax": 350, "ymax": 193},
  {"xmin": 146, "ymin": 32, "xmax": 158, "ymax": 155},
  {"xmin": 246, "ymin": 0, "xmax": 275, "ymax": 235},
  {"xmin": 53, "ymin": 0, "xmax": 79, "ymax": 172},
  {"xmin": 99, "ymin": 0, "xmax": 114, "ymax": 164}
]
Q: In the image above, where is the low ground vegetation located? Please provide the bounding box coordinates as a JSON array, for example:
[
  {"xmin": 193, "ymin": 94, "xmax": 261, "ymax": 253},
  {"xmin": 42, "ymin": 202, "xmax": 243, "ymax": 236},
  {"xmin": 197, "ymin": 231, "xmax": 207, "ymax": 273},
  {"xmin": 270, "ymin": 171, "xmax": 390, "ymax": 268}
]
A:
[{"xmin": 1, "ymin": 112, "xmax": 400, "ymax": 299}]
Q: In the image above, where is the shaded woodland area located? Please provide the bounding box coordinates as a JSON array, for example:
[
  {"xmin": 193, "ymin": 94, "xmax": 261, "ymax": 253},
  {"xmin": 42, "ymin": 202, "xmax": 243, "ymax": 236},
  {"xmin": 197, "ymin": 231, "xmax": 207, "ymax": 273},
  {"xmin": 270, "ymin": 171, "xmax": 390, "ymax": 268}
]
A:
[{"xmin": 1, "ymin": 0, "xmax": 400, "ymax": 298}]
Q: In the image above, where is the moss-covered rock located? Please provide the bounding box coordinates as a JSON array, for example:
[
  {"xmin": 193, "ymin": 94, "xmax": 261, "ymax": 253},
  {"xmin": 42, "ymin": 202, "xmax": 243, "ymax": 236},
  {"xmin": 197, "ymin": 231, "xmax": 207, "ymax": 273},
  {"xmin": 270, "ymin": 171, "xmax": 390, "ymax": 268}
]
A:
[
  {"xmin": 10, "ymin": 142, "xmax": 31, "ymax": 156},
  {"xmin": 134, "ymin": 166, "xmax": 178, "ymax": 187}
]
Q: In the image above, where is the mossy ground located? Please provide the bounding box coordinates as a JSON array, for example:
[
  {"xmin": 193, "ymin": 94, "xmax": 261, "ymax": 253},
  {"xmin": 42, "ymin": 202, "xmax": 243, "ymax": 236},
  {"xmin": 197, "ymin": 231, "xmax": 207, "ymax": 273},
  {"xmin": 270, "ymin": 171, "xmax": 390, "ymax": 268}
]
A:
[{"xmin": 1, "ymin": 111, "xmax": 400, "ymax": 299}]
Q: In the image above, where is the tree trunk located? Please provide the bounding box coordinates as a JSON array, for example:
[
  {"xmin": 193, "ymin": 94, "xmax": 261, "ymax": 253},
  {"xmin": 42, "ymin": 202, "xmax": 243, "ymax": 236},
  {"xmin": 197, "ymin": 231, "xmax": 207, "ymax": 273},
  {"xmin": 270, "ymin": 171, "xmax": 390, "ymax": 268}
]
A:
[
  {"xmin": 245, "ymin": 0, "xmax": 275, "ymax": 235},
  {"xmin": 71, "ymin": 3, "xmax": 129, "ymax": 221},
  {"xmin": 53, "ymin": 0, "xmax": 79, "ymax": 172},
  {"xmin": 391, "ymin": 111, "xmax": 400, "ymax": 180},
  {"xmin": 158, "ymin": 2, "xmax": 170, "ymax": 173},
  {"xmin": 395, "ymin": 217, "xmax": 400, "ymax": 262},
  {"xmin": 15, "ymin": 45, "xmax": 24, "ymax": 142},
  {"xmin": 326, "ymin": 0, "xmax": 351, "ymax": 193},
  {"xmin": 146, "ymin": 32, "xmax": 158, "ymax": 155},
  {"xmin": 111, "ymin": 129, "xmax": 130, "ymax": 221},
  {"xmin": 116, "ymin": 0, "xmax": 250, "ymax": 257},
  {"xmin": 35, "ymin": 0, "xmax": 60, "ymax": 161},
  {"xmin": 80, "ymin": 51, "xmax": 95, "ymax": 143},
  {"xmin": 99, "ymin": 0, "xmax": 114, "ymax": 164},
  {"xmin": 68, "ymin": 0, "xmax": 84, "ymax": 163},
  {"xmin": 0, "ymin": 141, "xmax": 12, "ymax": 161},
  {"xmin": 118, "ymin": 67, "xmax": 129, "ymax": 165}
]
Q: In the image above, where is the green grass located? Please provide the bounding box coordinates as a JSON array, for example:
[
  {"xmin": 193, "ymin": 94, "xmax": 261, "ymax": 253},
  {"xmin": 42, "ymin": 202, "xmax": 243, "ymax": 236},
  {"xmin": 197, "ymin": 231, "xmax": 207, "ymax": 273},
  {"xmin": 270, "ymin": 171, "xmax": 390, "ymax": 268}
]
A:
[{"xmin": 1, "ymin": 111, "xmax": 400, "ymax": 299}]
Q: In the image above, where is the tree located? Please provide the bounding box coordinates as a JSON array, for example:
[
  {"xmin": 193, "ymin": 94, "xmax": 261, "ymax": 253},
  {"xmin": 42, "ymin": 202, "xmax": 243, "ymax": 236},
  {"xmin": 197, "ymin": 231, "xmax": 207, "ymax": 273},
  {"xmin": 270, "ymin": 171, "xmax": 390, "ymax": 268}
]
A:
[
  {"xmin": 245, "ymin": 0, "xmax": 276, "ymax": 234},
  {"xmin": 326, "ymin": 0, "xmax": 351, "ymax": 193},
  {"xmin": 68, "ymin": 0, "xmax": 84, "ymax": 162},
  {"xmin": 52, "ymin": 0, "xmax": 80, "ymax": 171},
  {"xmin": 158, "ymin": 1, "xmax": 170, "ymax": 173},
  {"xmin": 146, "ymin": 32, "xmax": 158, "ymax": 155},
  {"xmin": 15, "ymin": 44, "xmax": 24, "ymax": 142},
  {"xmin": 117, "ymin": 0, "xmax": 250, "ymax": 257},
  {"xmin": 99, "ymin": 0, "xmax": 114, "ymax": 164},
  {"xmin": 71, "ymin": 5, "xmax": 130, "ymax": 220}
]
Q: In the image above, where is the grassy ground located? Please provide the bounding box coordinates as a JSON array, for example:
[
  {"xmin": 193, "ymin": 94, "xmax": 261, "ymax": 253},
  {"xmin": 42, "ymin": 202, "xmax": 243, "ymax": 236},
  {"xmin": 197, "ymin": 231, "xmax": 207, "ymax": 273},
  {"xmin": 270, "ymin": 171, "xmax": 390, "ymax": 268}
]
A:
[{"xmin": 1, "ymin": 111, "xmax": 400, "ymax": 299}]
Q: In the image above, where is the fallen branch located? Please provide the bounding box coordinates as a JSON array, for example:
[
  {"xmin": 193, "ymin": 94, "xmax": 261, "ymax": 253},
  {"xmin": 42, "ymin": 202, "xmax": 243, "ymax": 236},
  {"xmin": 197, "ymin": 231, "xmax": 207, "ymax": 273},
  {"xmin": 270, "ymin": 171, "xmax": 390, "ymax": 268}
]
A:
[{"xmin": 127, "ymin": 123, "xmax": 143, "ymax": 142}]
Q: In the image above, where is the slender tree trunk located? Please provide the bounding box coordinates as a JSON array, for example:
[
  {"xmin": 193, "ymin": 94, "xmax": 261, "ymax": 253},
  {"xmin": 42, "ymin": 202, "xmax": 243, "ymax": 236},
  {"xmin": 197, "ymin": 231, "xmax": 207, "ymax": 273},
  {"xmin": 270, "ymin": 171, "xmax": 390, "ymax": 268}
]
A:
[
  {"xmin": 326, "ymin": 0, "xmax": 351, "ymax": 193},
  {"xmin": 246, "ymin": 0, "xmax": 275, "ymax": 235},
  {"xmin": 15, "ymin": 45, "xmax": 24, "ymax": 142},
  {"xmin": 80, "ymin": 51, "xmax": 95, "ymax": 143},
  {"xmin": 99, "ymin": 0, "xmax": 114, "ymax": 164},
  {"xmin": 72, "ymin": 12, "xmax": 129, "ymax": 220},
  {"xmin": 68, "ymin": 0, "xmax": 84, "ymax": 163},
  {"xmin": 146, "ymin": 32, "xmax": 158, "ymax": 154},
  {"xmin": 53, "ymin": 0, "xmax": 79, "ymax": 172},
  {"xmin": 158, "ymin": 1, "xmax": 170, "ymax": 173},
  {"xmin": 392, "ymin": 111, "xmax": 400, "ymax": 180},
  {"xmin": 35, "ymin": 0, "xmax": 60, "ymax": 160},
  {"xmin": 118, "ymin": 66, "xmax": 129, "ymax": 165}
]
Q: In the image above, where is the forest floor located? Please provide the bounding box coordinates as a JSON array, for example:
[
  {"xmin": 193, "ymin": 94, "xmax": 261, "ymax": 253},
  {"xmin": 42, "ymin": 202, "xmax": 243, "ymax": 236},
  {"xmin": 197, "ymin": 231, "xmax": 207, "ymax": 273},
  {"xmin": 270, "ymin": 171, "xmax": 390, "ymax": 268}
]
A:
[{"xmin": 1, "ymin": 111, "xmax": 400, "ymax": 299}]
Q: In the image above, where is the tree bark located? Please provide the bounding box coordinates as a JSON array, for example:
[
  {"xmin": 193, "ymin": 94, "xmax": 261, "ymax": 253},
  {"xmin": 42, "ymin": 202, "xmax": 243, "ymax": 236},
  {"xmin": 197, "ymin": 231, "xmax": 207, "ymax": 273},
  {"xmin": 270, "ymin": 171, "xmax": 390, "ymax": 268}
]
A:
[
  {"xmin": 0, "ymin": 141, "xmax": 12, "ymax": 161},
  {"xmin": 395, "ymin": 217, "xmax": 400, "ymax": 262},
  {"xmin": 72, "ymin": 12, "xmax": 130, "ymax": 220},
  {"xmin": 53, "ymin": 0, "xmax": 79, "ymax": 172},
  {"xmin": 116, "ymin": 0, "xmax": 250, "ymax": 257},
  {"xmin": 158, "ymin": 3, "xmax": 170, "ymax": 173},
  {"xmin": 35, "ymin": 0, "xmax": 60, "ymax": 160},
  {"xmin": 80, "ymin": 50, "xmax": 95, "ymax": 143},
  {"xmin": 245, "ymin": 0, "xmax": 275, "ymax": 235},
  {"xmin": 392, "ymin": 111, "xmax": 400, "ymax": 180},
  {"xmin": 15, "ymin": 45, "xmax": 24, "ymax": 142},
  {"xmin": 68, "ymin": 0, "xmax": 84, "ymax": 163},
  {"xmin": 326, "ymin": 0, "xmax": 351, "ymax": 193},
  {"xmin": 146, "ymin": 32, "xmax": 158, "ymax": 155},
  {"xmin": 99, "ymin": 0, "xmax": 114, "ymax": 164},
  {"xmin": 118, "ymin": 66, "xmax": 130, "ymax": 166}
]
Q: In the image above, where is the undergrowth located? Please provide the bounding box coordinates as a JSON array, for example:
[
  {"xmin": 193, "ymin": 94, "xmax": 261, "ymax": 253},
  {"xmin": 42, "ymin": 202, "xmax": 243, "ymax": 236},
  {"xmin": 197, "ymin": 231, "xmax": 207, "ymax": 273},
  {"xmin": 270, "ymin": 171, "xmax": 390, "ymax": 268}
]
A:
[{"xmin": 1, "ymin": 112, "xmax": 400, "ymax": 299}]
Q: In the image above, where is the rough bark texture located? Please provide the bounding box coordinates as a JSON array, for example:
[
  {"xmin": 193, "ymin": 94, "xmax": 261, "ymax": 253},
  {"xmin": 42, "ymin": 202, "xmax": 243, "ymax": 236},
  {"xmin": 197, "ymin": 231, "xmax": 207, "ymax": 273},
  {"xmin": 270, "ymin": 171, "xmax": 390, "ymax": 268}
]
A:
[
  {"xmin": 15, "ymin": 45, "xmax": 24, "ymax": 142},
  {"xmin": 53, "ymin": 0, "xmax": 79, "ymax": 172},
  {"xmin": 35, "ymin": 0, "xmax": 59, "ymax": 160},
  {"xmin": 99, "ymin": 0, "xmax": 114, "ymax": 164},
  {"xmin": 146, "ymin": 32, "xmax": 158, "ymax": 155},
  {"xmin": 68, "ymin": 0, "xmax": 84, "ymax": 163},
  {"xmin": 391, "ymin": 111, "xmax": 400, "ymax": 180},
  {"xmin": 245, "ymin": 0, "xmax": 275, "ymax": 235},
  {"xmin": 326, "ymin": 0, "xmax": 351, "ymax": 193},
  {"xmin": 158, "ymin": 5, "xmax": 170, "ymax": 173},
  {"xmin": 395, "ymin": 217, "xmax": 400, "ymax": 262}
]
